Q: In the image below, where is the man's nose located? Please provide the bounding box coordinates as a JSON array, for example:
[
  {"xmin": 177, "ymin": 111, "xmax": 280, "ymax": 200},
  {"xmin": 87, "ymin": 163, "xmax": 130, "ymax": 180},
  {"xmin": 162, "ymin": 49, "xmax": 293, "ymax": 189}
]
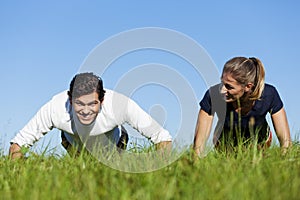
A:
[{"xmin": 82, "ymin": 106, "xmax": 90, "ymax": 114}]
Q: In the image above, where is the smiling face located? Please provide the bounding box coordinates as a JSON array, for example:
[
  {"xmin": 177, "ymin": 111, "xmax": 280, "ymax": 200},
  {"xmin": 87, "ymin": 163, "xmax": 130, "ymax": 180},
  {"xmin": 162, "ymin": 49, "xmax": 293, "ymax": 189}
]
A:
[
  {"xmin": 220, "ymin": 73, "xmax": 252, "ymax": 102},
  {"xmin": 71, "ymin": 92, "xmax": 102, "ymax": 125}
]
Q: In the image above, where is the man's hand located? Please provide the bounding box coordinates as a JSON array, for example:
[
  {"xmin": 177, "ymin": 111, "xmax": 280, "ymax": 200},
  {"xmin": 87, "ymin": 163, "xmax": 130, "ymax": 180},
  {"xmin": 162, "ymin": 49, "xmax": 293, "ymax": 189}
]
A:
[
  {"xmin": 155, "ymin": 141, "xmax": 172, "ymax": 151},
  {"xmin": 155, "ymin": 141, "xmax": 172, "ymax": 159},
  {"xmin": 9, "ymin": 143, "xmax": 23, "ymax": 159}
]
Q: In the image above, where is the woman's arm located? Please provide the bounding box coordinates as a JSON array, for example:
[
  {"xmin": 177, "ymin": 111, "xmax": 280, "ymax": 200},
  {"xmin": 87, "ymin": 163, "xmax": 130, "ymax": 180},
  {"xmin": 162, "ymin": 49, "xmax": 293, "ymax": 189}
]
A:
[
  {"xmin": 271, "ymin": 108, "xmax": 292, "ymax": 150},
  {"xmin": 193, "ymin": 109, "xmax": 214, "ymax": 158}
]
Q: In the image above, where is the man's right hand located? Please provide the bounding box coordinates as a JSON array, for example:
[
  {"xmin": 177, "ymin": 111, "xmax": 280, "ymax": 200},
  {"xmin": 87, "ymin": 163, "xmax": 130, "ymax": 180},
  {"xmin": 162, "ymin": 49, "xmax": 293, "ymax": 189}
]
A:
[{"xmin": 9, "ymin": 143, "xmax": 23, "ymax": 159}]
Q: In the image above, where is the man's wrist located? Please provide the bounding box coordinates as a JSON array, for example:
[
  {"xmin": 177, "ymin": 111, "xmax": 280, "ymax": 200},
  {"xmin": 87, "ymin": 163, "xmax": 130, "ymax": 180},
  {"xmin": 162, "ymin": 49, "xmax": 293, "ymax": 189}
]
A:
[{"xmin": 155, "ymin": 141, "xmax": 172, "ymax": 150}]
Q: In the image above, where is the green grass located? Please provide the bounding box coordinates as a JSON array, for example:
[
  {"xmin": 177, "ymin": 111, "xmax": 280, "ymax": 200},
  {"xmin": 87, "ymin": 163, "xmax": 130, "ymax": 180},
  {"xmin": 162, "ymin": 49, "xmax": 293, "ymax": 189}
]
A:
[{"xmin": 1, "ymin": 144, "xmax": 300, "ymax": 200}]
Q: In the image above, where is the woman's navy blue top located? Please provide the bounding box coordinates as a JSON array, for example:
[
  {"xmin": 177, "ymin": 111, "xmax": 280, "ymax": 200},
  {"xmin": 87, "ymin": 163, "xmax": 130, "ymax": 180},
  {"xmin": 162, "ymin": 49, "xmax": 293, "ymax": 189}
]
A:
[{"xmin": 199, "ymin": 83, "xmax": 283, "ymax": 145}]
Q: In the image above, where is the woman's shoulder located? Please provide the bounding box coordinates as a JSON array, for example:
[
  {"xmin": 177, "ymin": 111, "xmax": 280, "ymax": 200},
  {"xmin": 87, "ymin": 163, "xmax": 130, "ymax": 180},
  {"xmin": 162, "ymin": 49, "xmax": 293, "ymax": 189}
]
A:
[
  {"xmin": 262, "ymin": 83, "xmax": 278, "ymax": 95},
  {"xmin": 260, "ymin": 83, "xmax": 282, "ymax": 102},
  {"xmin": 259, "ymin": 83, "xmax": 284, "ymax": 112},
  {"xmin": 264, "ymin": 83, "xmax": 276, "ymax": 90}
]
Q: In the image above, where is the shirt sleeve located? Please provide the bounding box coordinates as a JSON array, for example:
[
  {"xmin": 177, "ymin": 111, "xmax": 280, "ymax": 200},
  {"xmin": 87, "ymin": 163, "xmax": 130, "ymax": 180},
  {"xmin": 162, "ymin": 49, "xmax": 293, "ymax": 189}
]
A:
[
  {"xmin": 269, "ymin": 85, "xmax": 284, "ymax": 114},
  {"xmin": 10, "ymin": 100, "xmax": 54, "ymax": 147},
  {"xmin": 127, "ymin": 98, "xmax": 172, "ymax": 144},
  {"xmin": 113, "ymin": 94, "xmax": 172, "ymax": 144},
  {"xmin": 199, "ymin": 89, "xmax": 213, "ymax": 115},
  {"xmin": 199, "ymin": 84, "xmax": 226, "ymax": 118}
]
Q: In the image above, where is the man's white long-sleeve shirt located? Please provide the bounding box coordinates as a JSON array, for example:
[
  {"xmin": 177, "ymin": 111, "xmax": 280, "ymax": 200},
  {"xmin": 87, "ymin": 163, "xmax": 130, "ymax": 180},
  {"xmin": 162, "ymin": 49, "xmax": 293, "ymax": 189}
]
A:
[{"xmin": 11, "ymin": 89, "xmax": 172, "ymax": 148}]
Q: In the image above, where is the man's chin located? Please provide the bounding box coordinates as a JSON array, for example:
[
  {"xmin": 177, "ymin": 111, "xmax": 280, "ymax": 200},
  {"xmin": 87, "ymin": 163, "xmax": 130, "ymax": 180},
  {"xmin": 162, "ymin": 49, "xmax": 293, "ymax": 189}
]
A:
[{"xmin": 78, "ymin": 118, "xmax": 96, "ymax": 125}]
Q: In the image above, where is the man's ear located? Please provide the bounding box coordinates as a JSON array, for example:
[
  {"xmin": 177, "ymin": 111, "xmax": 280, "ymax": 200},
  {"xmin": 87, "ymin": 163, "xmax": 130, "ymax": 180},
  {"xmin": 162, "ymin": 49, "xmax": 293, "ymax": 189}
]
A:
[
  {"xmin": 100, "ymin": 97, "xmax": 104, "ymax": 103},
  {"xmin": 245, "ymin": 82, "xmax": 254, "ymax": 92},
  {"xmin": 67, "ymin": 91, "xmax": 72, "ymax": 105}
]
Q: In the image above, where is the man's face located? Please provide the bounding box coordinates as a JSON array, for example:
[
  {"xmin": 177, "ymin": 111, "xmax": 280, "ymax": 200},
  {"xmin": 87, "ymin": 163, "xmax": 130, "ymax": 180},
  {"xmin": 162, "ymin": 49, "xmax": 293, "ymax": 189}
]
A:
[
  {"xmin": 71, "ymin": 92, "xmax": 102, "ymax": 125},
  {"xmin": 220, "ymin": 73, "xmax": 247, "ymax": 102}
]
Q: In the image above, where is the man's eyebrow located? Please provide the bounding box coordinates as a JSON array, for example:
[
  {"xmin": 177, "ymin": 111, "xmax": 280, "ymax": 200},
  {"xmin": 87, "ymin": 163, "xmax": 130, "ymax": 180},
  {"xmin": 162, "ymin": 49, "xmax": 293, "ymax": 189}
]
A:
[
  {"xmin": 74, "ymin": 100, "xmax": 99, "ymax": 104},
  {"xmin": 87, "ymin": 101, "xmax": 99, "ymax": 105},
  {"xmin": 74, "ymin": 99, "xmax": 84, "ymax": 103}
]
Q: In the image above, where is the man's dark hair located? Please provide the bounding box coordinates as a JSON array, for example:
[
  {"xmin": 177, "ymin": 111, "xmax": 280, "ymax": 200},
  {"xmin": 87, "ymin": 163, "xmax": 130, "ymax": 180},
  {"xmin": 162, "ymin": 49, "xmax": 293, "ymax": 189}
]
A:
[{"xmin": 68, "ymin": 72, "xmax": 106, "ymax": 100}]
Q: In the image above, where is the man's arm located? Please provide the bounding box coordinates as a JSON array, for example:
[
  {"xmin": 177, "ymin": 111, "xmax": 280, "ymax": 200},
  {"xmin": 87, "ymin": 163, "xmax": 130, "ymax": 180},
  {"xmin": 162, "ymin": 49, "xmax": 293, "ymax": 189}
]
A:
[
  {"xmin": 122, "ymin": 96, "xmax": 173, "ymax": 145},
  {"xmin": 10, "ymin": 99, "xmax": 55, "ymax": 154}
]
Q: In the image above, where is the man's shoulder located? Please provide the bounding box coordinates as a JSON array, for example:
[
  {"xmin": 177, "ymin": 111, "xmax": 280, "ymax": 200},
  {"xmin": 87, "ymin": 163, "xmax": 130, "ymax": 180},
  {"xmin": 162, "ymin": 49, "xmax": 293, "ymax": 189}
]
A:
[
  {"xmin": 51, "ymin": 90, "xmax": 70, "ymax": 102},
  {"xmin": 102, "ymin": 89, "xmax": 136, "ymax": 112},
  {"xmin": 48, "ymin": 90, "xmax": 71, "ymax": 114},
  {"xmin": 103, "ymin": 89, "xmax": 130, "ymax": 101}
]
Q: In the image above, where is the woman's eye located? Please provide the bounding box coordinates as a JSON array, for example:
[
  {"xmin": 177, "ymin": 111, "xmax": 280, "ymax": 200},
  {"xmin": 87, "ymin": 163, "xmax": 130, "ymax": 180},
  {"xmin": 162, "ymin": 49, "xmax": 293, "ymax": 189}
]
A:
[{"xmin": 224, "ymin": 84, "xmax": 233, "ymax": 90}]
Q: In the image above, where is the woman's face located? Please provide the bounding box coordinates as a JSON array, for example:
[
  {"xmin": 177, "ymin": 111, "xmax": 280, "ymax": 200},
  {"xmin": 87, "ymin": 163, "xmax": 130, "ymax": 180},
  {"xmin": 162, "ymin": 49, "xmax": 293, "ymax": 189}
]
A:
[{"xmin": 220, "ymin": 73, "xmax": 249, "ymax": 102}]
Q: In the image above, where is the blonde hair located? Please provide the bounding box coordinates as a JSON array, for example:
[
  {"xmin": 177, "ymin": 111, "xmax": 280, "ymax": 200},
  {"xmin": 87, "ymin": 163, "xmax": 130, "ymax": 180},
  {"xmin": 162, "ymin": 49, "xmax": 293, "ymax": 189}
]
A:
[{"xmin": 222, "ymin": 57, "xmax": 265, "ymax": 100}]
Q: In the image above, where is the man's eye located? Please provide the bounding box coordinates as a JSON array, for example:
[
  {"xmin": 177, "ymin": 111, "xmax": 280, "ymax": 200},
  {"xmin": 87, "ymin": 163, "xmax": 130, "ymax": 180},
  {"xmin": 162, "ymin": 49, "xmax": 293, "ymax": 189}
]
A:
[
  {"xmin": 88, "ymin": 102, "xmax": 98, "ymax": 106},
  {"xmin": 75, "ymin": 102, "xmax": 84, "ymax": 106}
]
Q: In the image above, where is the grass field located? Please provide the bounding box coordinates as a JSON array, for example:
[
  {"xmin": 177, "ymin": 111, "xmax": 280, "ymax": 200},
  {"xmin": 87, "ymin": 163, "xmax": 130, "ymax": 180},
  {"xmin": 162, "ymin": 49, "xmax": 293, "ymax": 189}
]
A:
[{"xmin": 1, "ymin": 143, "xmax": 300, "ymax": 200}]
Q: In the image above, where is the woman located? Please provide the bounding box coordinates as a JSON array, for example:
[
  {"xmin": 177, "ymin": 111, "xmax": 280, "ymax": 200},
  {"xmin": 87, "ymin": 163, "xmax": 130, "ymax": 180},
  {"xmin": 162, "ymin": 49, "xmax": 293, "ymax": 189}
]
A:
[{"xmin": 193, "ymin": 57, "xmax": 291, "ymax": 157}]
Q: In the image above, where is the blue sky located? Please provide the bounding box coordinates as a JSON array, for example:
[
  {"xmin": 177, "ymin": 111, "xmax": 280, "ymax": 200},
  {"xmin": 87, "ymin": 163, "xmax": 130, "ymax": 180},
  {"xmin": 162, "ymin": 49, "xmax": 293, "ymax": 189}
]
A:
[{"xmin": 1, "ymin": 1, "xmax": 299, "ymax": 155}]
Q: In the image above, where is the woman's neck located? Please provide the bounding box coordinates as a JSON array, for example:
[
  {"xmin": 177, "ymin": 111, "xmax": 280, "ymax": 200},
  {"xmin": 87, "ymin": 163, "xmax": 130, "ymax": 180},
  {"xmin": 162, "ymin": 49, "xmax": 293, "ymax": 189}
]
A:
[{"xmin": 231, "ymin": 99, "xmax": 255, "ymax": 116}]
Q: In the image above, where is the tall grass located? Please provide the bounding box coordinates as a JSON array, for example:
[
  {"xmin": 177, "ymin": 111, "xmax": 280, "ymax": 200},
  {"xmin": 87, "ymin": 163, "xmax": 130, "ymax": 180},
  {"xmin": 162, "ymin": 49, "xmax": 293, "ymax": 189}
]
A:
[{"xmin": 1, "ymin": 143, "xmax": 300, "ymax": 200}]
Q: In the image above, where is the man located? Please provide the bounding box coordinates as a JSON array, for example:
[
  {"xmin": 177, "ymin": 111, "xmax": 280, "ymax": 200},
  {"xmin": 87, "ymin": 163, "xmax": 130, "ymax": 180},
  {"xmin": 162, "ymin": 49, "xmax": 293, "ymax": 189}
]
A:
[{"xmin": 9, "ymin": 72, "xmax": 172, "ymax": 158}]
